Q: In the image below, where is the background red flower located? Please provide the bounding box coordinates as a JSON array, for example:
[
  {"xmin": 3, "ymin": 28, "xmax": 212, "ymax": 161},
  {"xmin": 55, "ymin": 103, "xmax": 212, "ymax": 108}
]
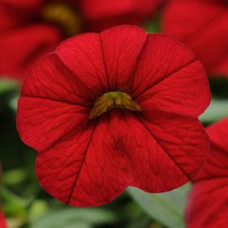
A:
[
  {"xmin": 80, "ymin": 0, "xmax": 164, "ymax": 31},
  {"xmin": 186, "ymin": 118, "xmax": 228, "ymax": 228},
  {"xmin": 162, "ymin": 0, "xmax": 228, "ymax": 77},
  {"xmin": 0, "ymin": 0, "xmax": 163, "ymax": 79},
  {"xmin": 17, "ymin": 25, "xmax": 210, "ymax": 207},
  {"xmin": 0, "ymin": 210, "xmax": 6, "ymax": 228}
]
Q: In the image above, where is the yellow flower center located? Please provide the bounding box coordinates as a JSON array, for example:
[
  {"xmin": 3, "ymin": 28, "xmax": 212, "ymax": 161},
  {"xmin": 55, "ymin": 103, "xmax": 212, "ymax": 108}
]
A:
[
  {"xmin": 89, "ymin": 91, "xmax": 142, "ymax": 119},
  {"xmin": 41, "ymin": 2, "xmax": 82, "ymax": 37}
]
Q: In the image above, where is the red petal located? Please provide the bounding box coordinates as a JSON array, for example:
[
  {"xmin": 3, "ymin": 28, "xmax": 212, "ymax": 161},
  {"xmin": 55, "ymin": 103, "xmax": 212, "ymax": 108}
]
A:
[
  {"xmin": 18, "ymin": 53, "xmax": 94, "ymax": 151},
  {"xmin": 135, "ymin": 111, "xmax": 209, "ymax": 188},
  {"xmin": 17, "ymin": 97, "xmax": 90, "ymax": 152},
  {"xmin": 35, "ymin": 108, "xmax": 208, "ymax": 206},
  {"xmin": 186, "ymin": 179, "xmax": 228, "ymax": 228},
  {"xmin": 100, "ymin": 25, "xmax": 147, "ymax": 92},
  {"xmin": 0, "ymin": 25, "xmax": 61, "ymax": 78},
  {"xmin": 56, "ymin": 33, "xmax": 109, "ymax": 100},
  {"xmin": 207, "ymin": 118, "xmax": 228, "ymax": 152},
  {"xmin": 137, "ymin": 61, "xmax": 210, "ymax": 117},
  {"xmin": 132, "ymin": 34, "xmax": 210, "ymax": 117},
  {"xmin": 193, "ymin": 118, "xmax": 228, "ymax": 181},
  {"xmin": 21, "ymin": 53, "xmax": 92, "ymax": 106},
  {"xmin": 162, "ymin": 0, "xmax": 228, "ymax": 76},
  {"xmin": 36, "ymin": 111, "xmax": 132, "ymax": 206},
  {"xmin": 0, "ymin": 3, "xmax": 21, "ymax": 31},
  {"xmin": 132, "ymin": 34, "xmax": 195, "ymax": 96},
  {"xmin": 0, "ymin": 210, "xmax": 6, "ymax": 228},
  {"xmin": 186, "ymin": 119, "xmax": 228, "ymax": 227}
]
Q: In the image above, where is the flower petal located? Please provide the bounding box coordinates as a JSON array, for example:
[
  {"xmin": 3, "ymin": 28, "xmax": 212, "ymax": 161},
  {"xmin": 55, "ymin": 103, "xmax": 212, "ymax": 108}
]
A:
[
  {"xmin": 35, "ymin": 109, "xmax": 209, "ymax": 206},
  {"xmin": 36, "ymin": 111, "xmax": 132, "ymax": 207},
  {"xmin": 186, "ymin": 119, "xmax": 228, "ymax": 227},
  {"xmin": 100, "ymin": 25, "xmax": 147, "ymax": 92},
  {"xmin": 17, "ymin": 97, "xmax": 90, "ymax": 152},
  {"xmin": 0, "ymin": 210, "xmax": 6, "ymax": 228},
  {"xmin": 21, "ymin": 53, "xmax": 92, "ymax": 106},
  {"xmin": 132, "ymin": 34, "xmax": 210, "ymax": 117},
  {"xmin": 56, "ymin": 33, "xmax": 109, "ymax": 100},
  {"xmin": 132, "ymin": 34, "xmax": 195, "ymax": 96},
  {"xmin": 193, "ymin": 118, "xmax": 228, "ymax": 181},
  {"xmin": 186, "ymin": 179, "xmax": 228, "ymax": 228},
  {"xmin": 0, "ymin": 24, "xmax": 61, "ymax": 78},
  {"xmin": 131, "ymin": 111, "xmax": 209, "ymax": 191},
  {"xmin": 162, "ymin": 0, "xmax": 228, "ymax": 76},
  {"xmin": 0, "ymin": 3, "xmax": 21, "ymax": 31},
  {"xmin": 207, "ymin": 118, "xmax": 228, "ymax": 152}
]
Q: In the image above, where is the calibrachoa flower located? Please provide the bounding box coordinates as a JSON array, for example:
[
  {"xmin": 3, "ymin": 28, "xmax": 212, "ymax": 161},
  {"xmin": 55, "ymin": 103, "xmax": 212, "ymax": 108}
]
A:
[
  {"xmin": 0, "ymin": 210, "xmax": 6, "ymax": 228},
  {"xmin": 17, "ymin": 25, "xmax": 210, "ymax": 207},
  {"xmin": 162, "ymin": 0, "xmax": 228, "ymax": 77},
  {"xmin": 0, "ymin": 0, "xmax": 163, "ymax": 79},
  {"xmin": 186, "ymin": 118, "xmax": 228, "ymax": 228}
]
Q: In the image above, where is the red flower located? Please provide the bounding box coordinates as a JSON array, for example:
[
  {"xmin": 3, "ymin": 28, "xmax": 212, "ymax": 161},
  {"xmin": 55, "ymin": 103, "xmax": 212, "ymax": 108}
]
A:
[
  {"xmin": 161, "ymin": 0, "xmax": 228, "ymax": 77},
  {"xmin": 0, "ymin": 211, "xmax": 6, "ymax": 228},
  {"xmin": 186, "ymin": 118, "xmax": 228, "ymax": 228},
  {"xmin": 17, "ymin": 25, "xmax": 210, "ymax": 207},
  {"xmin": 0, "ymin": 0, "xmax": 163, "ymax": 79}
]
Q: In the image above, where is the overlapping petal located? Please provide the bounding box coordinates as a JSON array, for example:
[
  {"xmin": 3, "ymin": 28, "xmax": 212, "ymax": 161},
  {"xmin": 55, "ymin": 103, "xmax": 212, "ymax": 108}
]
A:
[
  {"xmin": 186, "ymin": 179, "xmax": 228, "ymax": 228},
  {"xmin": 36, "ymin": 111, "xmax": 132, "ymax": 206},
  {"xmin": 99, "ymin": 25, "xmax": 147, "ymax": 92},
  {"xmin": 186, "ymin": 118, "xmax": 228, "ymax": 228},
  {"xmin": 132, "ymin": 34, "xmax": 210, "ymax": 117}
]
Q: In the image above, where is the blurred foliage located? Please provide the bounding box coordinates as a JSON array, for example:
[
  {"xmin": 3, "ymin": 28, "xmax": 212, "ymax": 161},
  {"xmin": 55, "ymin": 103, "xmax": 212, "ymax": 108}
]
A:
[{"xmin": 128, "ymin": 184, "xmax": 190, "ymax": 228}]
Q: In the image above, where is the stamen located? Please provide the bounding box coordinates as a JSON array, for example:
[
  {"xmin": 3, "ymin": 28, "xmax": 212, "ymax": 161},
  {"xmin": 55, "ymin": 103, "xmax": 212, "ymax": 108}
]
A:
[{"xmin": 89, "ymin": 91, "xmax": 142, "ymax": 119}]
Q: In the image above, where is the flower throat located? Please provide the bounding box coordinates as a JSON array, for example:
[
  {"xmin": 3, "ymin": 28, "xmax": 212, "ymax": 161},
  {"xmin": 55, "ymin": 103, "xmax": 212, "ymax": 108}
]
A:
[
  {"xmin": 89, "ymin": 91, "xmax": 142, "ymax": 120},
  {"xmin": 41, "ymin": 1, "xmax": 82, "ymax": 37}
]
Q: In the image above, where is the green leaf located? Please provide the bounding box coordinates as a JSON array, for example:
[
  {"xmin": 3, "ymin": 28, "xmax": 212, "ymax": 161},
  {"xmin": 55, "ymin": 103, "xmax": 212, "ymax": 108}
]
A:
[
  {"xmin": 1, "ymin": 186, "xmax": 27, "ymax": 217},
  {"xmin": 3, "ymin": 169, "xmax": 28, "ymax": 186},
  {"xmin": 28, "ymin": 200, "xmax": 49, "ymax": 223},
  {"xmin": 144, "ymin": 15, "xmax": 161, "ymax": 33},
  {"xmin": 9, "ymin": 95, "xmax": 18, "ymax": 111},
  {"xmin": 31, "ymin": 208, "xmax": 117, "ymax": 228},
  {"xmin": 0, "ymin": 79, "xmax": 18, "ymax": 95},
  {"xmin": 200, "ymin": 98, "xmax": 228, "ymax": 123},
  {"xmin": 128, "ymin": 184, "xmax": 190, "ymax": 228}
]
